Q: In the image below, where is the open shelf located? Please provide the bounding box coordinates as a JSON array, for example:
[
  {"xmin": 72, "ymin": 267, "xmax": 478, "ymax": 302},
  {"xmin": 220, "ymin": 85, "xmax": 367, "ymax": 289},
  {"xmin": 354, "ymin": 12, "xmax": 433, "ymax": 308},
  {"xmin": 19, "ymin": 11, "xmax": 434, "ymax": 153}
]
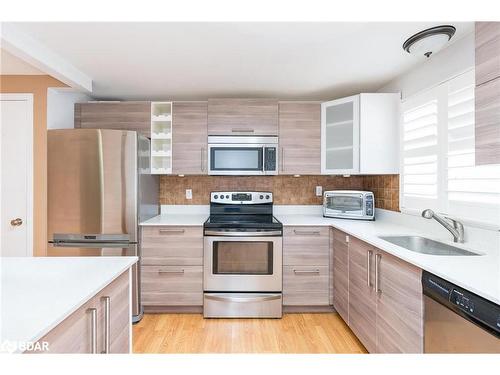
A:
[{"xmin": 150, "ymin": 102, "xmax": 173, "ymax": 175}]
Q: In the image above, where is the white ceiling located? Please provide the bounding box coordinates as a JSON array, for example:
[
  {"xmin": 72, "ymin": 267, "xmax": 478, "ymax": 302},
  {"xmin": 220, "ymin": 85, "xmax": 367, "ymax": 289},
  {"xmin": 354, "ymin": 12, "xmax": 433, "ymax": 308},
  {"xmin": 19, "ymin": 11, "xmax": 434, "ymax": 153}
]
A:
[
  {"xmin": 0, "ymin": 48, "xmax": 44, "ymax": 74},
  {"xmin": 7, "ymin": 22, "xmax": 474, "ymax": 100}
]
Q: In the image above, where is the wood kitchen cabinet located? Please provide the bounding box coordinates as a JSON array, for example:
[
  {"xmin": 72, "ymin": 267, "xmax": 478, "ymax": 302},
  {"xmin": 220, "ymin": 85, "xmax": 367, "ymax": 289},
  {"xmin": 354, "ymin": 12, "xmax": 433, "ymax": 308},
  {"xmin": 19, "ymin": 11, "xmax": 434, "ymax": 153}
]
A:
[
  {"xmin": 376, "ymin": 251, "xmax": 424, "ymax": 353},
  {"xmin": 283, "ymin": 226, "xmax": 330, "ymax": 307},
  {"xmin": 172, "ymin": 101, "xmax": 208, "ymax": 175},
  {"xmin": 332, "ymin": 228, "xmax": 349, "ymax": 323},
  {"xmin": 75, "ymin": 101, "xmax": 151, "ymax": 137},
  {"xmin": 27, "ymin": 270, "xmax": 131, "ymax": 354},
  {"xmin": 343, "ymin": 235, "xmax": 424, "ymax": 353},
  {"xmin": 475, "ymin": 22, "xmax": 500, "ymax": 165},
  {"xmin": 140, "ymin": 226, "xmax": 203, "ymax": 308},
  {"xmin": 207, "ymin": 98, "xmax": 278, "ymax": 135},
  {"xmin": 141, "ymin": 265, "xmax": 203, "ymax": 306},
  {"xmin": 348, "ymin": 237, "xmax": 377, "ymax": 353},
  {"xmin": 475, "ymin": 22, "xmax": 500, "ymax": 86},
  {"xmin": 278, "ymin": 101, "xmax": 321, "ymax": 175}
]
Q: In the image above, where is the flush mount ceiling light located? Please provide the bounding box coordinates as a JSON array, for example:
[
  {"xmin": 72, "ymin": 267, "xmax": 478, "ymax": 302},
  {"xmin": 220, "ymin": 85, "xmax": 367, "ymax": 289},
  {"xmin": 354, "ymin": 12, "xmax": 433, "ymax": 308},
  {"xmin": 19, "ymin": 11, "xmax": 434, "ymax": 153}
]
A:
[{"xmin": 403, "ymin": 25, "xmax": 456, "ymax": 58}]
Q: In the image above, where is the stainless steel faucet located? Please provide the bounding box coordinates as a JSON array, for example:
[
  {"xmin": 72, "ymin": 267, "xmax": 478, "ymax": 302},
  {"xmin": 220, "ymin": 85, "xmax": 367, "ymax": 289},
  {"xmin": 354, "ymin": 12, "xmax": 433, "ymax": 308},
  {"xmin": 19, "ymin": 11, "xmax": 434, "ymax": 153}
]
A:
[{"xmin": 422, "ymin": 209, "xmax": 465, "ymax": 243}]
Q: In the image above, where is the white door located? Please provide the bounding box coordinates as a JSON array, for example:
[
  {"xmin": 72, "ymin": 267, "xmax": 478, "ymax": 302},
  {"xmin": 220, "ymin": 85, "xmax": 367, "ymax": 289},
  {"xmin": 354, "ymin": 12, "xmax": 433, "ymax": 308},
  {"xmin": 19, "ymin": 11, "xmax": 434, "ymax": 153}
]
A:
[
  {"xmin": 321, "ymin": 95, "xmax": 360, "ymax": 175},
  {"xmin": 0, "ymin": 94, "xmax": 33, "ymax": 256}
]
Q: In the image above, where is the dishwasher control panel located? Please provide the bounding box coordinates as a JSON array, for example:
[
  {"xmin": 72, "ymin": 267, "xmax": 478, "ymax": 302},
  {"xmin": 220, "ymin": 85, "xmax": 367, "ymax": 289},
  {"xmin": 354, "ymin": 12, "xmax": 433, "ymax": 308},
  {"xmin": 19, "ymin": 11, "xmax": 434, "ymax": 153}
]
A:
[{"xmin": 451, "ymin": 289, "xmax": 475, "ymax": 313}]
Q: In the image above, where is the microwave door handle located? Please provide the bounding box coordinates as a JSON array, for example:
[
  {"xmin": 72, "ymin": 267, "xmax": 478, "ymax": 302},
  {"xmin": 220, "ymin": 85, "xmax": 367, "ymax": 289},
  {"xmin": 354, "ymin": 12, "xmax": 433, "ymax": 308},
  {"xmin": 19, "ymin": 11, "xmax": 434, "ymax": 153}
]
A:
[{"xmin": 262, "ymin": 147, "xmax": 266, "ymax": 173}]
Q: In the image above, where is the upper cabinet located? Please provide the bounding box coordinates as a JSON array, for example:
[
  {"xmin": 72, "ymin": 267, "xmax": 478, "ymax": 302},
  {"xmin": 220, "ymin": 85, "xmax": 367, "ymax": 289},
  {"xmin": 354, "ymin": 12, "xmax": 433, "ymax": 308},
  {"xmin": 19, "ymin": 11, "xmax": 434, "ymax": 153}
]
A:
[
  {"xmin": 172, "ymin": 101, "xmax": 208, "ymax": 175},
  {"xmin": 75, "ymin": 101, "xmax": 151, "ymax": 137},
  {"xmin": 475, "ymin": 22, "xmax": 500, "ymax": 86},
  {"xmin": 208, "ymin": 98, "xmax": 278, "ymax": 135},
  {"xmin": 475, "ymin": 22, "xmax": 500, "ymax": 165},
  {"xmin": 279, "ymin": 101, "xmax": 321, "ymax": 175},
  {"xmin": 321, "ymin": 93, "xmax": 399, "ymax": 175}
]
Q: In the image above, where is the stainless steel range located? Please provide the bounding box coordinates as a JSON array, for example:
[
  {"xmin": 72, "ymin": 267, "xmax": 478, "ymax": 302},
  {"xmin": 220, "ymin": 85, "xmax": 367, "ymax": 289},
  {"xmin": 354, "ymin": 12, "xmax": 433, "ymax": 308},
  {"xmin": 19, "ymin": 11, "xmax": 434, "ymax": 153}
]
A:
[{"xmin": 203, "ymin": 191, "xmax": 283, "ymax": 318}]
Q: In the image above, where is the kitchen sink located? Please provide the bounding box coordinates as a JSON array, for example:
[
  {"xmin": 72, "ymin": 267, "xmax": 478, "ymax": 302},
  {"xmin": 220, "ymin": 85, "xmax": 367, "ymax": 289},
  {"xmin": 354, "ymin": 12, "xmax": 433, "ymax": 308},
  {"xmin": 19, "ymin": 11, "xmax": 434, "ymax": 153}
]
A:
[{"xmin": 378, "ymin": 236, "xmax": 481, "ymax": 256}]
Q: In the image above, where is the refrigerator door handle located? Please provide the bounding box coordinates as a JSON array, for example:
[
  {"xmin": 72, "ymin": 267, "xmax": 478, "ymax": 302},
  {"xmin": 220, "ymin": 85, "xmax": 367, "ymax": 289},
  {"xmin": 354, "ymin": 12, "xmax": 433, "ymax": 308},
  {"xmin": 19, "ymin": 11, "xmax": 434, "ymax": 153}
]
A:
[{"xmin": 51, "ymin": 241, "xmax": 134, "ymax": 248}]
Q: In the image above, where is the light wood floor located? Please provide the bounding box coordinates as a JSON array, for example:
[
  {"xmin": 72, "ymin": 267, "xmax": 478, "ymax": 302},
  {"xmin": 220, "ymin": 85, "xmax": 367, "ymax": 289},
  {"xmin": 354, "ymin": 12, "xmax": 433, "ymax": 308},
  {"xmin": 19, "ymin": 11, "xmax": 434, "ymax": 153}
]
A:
[{"xmin": 133, "ymin": 313, "xmax": 367, "ymax": 354}]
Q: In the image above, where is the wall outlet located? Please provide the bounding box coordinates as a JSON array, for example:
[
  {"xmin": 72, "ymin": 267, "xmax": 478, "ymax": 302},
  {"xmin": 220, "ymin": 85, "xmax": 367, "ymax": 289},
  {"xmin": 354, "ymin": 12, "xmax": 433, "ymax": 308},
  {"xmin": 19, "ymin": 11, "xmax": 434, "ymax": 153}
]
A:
[
  {"xmin": 185, "ymin": 189, "xmax": 192, "ymax": 200},
  {"xmin": 315, "ymin": 186, "xmax": 323, "ymax": 196}
]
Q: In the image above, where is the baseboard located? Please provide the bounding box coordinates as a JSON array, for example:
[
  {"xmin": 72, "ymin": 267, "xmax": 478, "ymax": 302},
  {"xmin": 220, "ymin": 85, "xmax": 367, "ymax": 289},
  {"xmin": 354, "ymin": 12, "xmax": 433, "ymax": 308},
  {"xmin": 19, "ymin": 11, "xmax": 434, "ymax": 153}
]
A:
[
  {"xmin": 283, "ymin": 305, "xmax": 336, "ymax": 313},
  {"xmin": 143, "ymin": 305, "xmax": 203, "ymax": 314},
  {"xmin": 144, "ymin": 305, "xmax": 336, "ymax": 314}
]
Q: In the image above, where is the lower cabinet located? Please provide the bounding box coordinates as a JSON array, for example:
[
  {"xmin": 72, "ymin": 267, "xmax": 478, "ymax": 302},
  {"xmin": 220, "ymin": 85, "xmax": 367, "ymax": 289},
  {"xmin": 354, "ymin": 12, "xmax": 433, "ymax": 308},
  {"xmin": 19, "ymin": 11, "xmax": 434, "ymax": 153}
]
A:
[
  {"xmin": 346, "ymin": 236, "xmax": 424, "ymax": 353},
  {"xmin": 283, "ymin": 266, "xmax": 329, "ymax": 306},
  {"xmin": 376, "ymin": 251, "xmax": 424, "ymax": 353},
  {"xmin": 332, "ymin": 228, "xmax": 349, "ymax": 323},
  {"xmin": 283, "ymin": 226, "xmax": 330, "ymax": 308},
  {"xmin": 27, "ymin": 270, "xmax": 131, "ymax": 354},
  {"xmin": 140, "ymin": 225, "xmax": 204, "ymax": 308},
  {"xmin": 348, "ymin": 237, "xmax": 377, "ymax": 353},
  {"xmin": 141, "ymin": 265, "xmax": 203, "ymax": 306}
]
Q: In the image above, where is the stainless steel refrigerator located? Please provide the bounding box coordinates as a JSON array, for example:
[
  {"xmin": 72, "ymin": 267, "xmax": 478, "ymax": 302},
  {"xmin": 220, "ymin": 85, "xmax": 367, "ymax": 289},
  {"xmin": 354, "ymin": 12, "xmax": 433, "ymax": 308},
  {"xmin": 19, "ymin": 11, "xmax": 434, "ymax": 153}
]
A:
[{"xmin": 47, "ymin": 129, "xmax": 159, "ymax": 323}]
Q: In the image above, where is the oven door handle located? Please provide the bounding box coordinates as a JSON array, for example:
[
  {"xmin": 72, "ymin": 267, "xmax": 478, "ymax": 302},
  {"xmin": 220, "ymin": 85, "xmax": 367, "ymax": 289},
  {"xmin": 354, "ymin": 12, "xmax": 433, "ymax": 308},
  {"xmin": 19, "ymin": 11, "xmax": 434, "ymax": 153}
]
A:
[
  {"xmin": 204, "ymin": 230, "xmax": 282, "ymax": 237},
  {"xmin": 204, "ymin": 294, "xmax": 281, "ymax": 303}
]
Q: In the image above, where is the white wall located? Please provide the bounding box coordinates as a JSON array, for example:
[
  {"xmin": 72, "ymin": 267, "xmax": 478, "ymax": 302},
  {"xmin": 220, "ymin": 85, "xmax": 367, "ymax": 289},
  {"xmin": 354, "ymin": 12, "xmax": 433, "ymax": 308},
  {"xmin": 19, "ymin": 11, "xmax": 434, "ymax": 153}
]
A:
[
  {"xmin": 47, "ymin": 88, "xmax": 91, "ymax": 129},
  {"xmin": 377, "ymin": 32, "xmax": 475, "ymax": 99}
]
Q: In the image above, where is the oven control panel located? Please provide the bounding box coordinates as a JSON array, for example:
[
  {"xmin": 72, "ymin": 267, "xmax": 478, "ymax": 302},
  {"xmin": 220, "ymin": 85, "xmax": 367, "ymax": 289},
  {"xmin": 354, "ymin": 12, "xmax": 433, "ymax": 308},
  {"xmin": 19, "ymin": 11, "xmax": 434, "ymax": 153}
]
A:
[{"xmin": 211, "ymin": 192, "xmax": 273, "ymax": 204}]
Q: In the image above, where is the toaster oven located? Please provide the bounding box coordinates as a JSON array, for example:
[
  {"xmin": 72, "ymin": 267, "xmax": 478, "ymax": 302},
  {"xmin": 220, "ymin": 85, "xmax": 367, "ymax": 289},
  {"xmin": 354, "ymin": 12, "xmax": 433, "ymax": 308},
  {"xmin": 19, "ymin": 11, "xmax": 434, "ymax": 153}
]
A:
[{"xmin": 323, "ymin": 190, "xmax": 375, "ymax": 220}]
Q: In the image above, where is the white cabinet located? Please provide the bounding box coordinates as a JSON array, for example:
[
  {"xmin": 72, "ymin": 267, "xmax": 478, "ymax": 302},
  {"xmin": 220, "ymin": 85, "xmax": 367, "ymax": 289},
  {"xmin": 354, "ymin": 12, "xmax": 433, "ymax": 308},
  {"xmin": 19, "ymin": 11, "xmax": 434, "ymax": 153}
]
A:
[
  {"xmin": 321, "ymin": 93, "xmax": 399, "ymax": 175},
  {"xmin": 150, "ymin": 102, "xmax": 173, "ymax": 174}
]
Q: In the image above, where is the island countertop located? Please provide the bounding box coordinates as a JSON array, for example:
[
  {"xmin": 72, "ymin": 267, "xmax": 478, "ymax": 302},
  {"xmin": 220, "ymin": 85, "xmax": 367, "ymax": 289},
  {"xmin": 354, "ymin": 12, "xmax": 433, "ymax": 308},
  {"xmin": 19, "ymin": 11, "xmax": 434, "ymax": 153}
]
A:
[{"xmin": 0, "ymin": 256, "xmax": 137, "ymax": 352}]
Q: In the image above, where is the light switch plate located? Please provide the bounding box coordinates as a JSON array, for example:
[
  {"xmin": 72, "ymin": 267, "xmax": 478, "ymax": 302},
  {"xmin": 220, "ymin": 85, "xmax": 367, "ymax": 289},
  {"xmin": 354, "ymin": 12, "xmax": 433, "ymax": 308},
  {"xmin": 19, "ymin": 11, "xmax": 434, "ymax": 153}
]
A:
[
  {"xmin": 315, "ymin": 186, "xmax": 323, "ymax": 196},
  {"xmin": 186, "ymin": 189, "xmax": 192, "ymax": 200}
]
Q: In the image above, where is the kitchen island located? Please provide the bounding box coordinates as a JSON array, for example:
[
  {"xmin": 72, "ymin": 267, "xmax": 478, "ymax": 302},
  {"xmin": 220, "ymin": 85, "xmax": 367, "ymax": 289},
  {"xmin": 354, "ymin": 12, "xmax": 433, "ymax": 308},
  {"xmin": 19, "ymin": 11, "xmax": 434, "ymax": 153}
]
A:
[{"xmin": 1, "ymin": 256, "xmax": 137, "ymax": 353}]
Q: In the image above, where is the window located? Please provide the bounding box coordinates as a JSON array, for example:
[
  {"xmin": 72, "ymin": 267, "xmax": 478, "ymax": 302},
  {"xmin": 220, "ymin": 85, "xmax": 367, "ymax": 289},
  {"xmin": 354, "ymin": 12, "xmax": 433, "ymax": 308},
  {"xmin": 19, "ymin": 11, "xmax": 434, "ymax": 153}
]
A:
[{"xmin": 400, "ymin": 70, "xmax": 500, "ymax": 226}]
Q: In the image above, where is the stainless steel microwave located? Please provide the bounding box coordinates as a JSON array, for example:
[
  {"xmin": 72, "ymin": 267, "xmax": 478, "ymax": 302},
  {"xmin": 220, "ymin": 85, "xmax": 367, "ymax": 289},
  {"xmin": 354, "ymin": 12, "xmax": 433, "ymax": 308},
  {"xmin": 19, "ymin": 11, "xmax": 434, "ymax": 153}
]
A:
[
  {"xmin": 207, "ymin": 136, "xmax": 278, "ymax": 175},
  {"xmin": 323, "ymin": 190, "xmax": 375, "ymax": 220}
]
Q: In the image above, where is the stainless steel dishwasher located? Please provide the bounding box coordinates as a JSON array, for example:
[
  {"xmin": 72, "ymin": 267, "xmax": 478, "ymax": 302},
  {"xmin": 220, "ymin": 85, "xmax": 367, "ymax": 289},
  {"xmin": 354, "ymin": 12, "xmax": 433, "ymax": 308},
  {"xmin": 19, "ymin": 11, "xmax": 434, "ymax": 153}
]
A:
[{"xmin": 422, "ymin": 271, "xmax": 500, "ymax": 353}]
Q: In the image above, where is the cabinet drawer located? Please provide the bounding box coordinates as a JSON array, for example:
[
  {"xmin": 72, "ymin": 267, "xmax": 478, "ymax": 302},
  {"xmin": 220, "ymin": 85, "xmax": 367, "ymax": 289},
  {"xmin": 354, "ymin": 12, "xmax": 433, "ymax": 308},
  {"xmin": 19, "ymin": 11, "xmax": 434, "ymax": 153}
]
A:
[
  {"xmin": 283, "ymin": 266, "xmax": 329, "ymax": 306},
  {"xmin": 141, "ymin": 265, "xmax": 203, "ymax": 306},
  {"xmin": 283, "ymin": 226, "xmax": 329, "ymax": 266},
  {"xmin": 141, "ymin": 226, "xmax": 203, "ymax": 265}
]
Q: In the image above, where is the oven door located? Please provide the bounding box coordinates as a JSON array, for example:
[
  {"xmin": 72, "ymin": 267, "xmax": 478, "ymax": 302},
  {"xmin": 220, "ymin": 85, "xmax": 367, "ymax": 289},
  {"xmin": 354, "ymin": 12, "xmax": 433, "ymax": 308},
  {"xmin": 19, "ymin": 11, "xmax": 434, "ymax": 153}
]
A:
[
  {"xmin": 204, "ymin": 235, "xmax": 282, "ymax": 292},
  {"xmin": 324, "ymin": 193, "xmax": 365, "ymax": 218},
  {"xmin": 208, "ymin": 144, "xmax": 266, "ymax": 175}
]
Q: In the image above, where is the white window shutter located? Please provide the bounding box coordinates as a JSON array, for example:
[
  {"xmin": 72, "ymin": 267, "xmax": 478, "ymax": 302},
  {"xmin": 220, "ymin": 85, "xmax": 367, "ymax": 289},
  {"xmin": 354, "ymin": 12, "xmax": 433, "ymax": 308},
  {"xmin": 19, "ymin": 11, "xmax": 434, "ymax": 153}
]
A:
[{"xmin": 400, "ymin": 69, "xmax": 500, "ymax": 226}]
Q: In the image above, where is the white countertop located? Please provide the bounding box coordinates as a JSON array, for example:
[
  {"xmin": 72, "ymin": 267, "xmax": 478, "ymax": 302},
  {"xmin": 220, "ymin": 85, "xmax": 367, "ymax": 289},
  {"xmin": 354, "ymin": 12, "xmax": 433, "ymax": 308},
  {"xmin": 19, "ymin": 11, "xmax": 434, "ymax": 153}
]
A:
[
  {"xmin": 140, "ymin": 213, "xmax": 208, "ymax": 226},
  {"xmin": 275, "ymin": 213, "xmax": 500, "ymax": 305},
  {"xmin": 141, "ymin": 206, "xmax": 499, "ymax": 305},
  {"xmin": 0, "ymin": 256, "xmax": 137, "ymax": 352}
]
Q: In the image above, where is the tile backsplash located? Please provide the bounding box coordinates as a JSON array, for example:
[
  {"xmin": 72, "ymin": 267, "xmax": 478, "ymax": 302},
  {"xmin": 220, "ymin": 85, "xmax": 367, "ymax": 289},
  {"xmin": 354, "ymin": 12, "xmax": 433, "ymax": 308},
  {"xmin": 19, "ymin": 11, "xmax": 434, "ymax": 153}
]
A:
[{"xmin": 160, "ymin": 175, "xmax": 399, "ymax": 211}]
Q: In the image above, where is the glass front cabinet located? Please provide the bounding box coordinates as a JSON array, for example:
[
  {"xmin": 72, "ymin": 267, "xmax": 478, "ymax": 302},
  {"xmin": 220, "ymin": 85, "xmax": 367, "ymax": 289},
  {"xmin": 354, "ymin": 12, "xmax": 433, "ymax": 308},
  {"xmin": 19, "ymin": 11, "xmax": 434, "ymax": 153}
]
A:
[
  {"xmin": 321, "ymin": 93, "xmax": 399, "ymax": 175},
  {"xmin": 321, "ymin": 95, "xmax": 360, "ymax": 174}
]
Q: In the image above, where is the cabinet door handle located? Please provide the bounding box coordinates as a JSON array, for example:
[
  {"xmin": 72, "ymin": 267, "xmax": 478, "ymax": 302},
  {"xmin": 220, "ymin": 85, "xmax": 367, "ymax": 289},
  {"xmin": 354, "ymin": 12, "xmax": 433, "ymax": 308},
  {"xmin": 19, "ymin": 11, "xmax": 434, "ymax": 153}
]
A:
[
  {"xmin": 88, "ymin": 308, "xmax": 97, "ymax": 354},
  {"xmin": 293, "ymin": 229, "xmax": 321, "ymax": 236},
  {"xmin": 158, "ymin": 269, "xmax": 185, "ymax": 275},
  {"xmin": 367, "ymin": 250, "xmax": 373, "ymax": 288},
  {"xmin": 231, "ymin": 128, "xmax": 254, "ymax": 133},
  {"xmin": 375, "ymin": 253, "xmax": 382, "ymax": 294},
  {"xmin": 101, "ymin": 296, "xmax": 111, "ymax": 354},
  {"xmin": 201, "ymin": 147, "xmax": 205, "ymax": 172},
  {"xmin": 293, "ymin": 269, "xmax": 320, "ymax": 275},
  {"xmin": 281, "ymin": 147, "xmax": 285, "ymax": 172},
  {"xmin": 159, "ymin": 229, "xmax": 185, "ymax": 235}
]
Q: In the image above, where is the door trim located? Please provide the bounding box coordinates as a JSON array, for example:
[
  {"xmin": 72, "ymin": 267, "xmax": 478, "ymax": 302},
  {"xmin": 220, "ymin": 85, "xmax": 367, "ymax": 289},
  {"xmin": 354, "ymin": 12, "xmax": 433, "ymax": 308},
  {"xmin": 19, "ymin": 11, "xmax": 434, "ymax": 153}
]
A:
[{"xmin": 0, "ymin": 93, "xmax": 34, "ymax": 256}]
